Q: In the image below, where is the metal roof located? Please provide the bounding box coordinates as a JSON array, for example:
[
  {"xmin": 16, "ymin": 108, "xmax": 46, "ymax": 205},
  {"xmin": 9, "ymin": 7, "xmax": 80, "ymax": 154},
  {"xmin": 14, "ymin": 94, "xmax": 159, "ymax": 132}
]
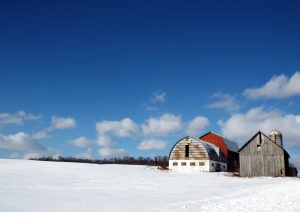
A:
[
  {"xmin": 200, "ymin": 140, "xmax": 227, "ymax": 163},
  {"xmin": 169, "ymin": 136, "xmax": 227, "ymax": 163},
  {"xmin": 222, "ymin": 137, "xmax": 239, "ymax": 152},
  {"xmin": 200, "ymin": 132, "xmax": 239, "ymax": 153}
]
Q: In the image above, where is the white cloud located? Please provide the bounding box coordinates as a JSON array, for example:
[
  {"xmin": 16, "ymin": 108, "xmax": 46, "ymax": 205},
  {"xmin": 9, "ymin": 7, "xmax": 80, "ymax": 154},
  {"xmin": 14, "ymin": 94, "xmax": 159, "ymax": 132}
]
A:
[
  {"xmin": 207, "ymin": 92, "xmax": 240, "ymax": 112},
  {"xmin": 75, "ymin": 148, "xmax": 94, "ymax": 159},
  {"xmin": 70, "ymin": 137, "xmax": 91, "ymax": 148},
  {"xmin": 0, "ymin": 111, "xmax": 41, "ymax": 126},
  {"xmin": 97, "ymin": 135, "xmax": 115, "ymax": 148},
  {"xmin": 0, "ymin": 132, "xmax": 47, "ymax": 153},
  {"xmin": 32, "ymin": 131, "xmax": 49, "ymax": 140},
  {"xmin": 50, "ymin": 116, "xmax": 76, "ymax": 130},
  {"xmin": 96, "ymin": 118, "xmax": 139, "ymax": 137},
  {"xmin": 151, "ymin": 91, "xmax": 167, "ymax": 103},
  {"xmin": 142, "ymin": 113, "xmax": 182, "ymax": 137},
  {"xmin": 186, "ymin": 116, "xmax": 209, "ymax": 136},
  {"xmin": 95, "ymin": 118, "xmax": 134, "ymax": 158},
  {"xmin": 218, "ymin": 106, "xmax": 300, "ymax": 147},
  {"xmin": 0, "ymin": 113, "xmax": 23, "ymax": 126},
  {"xmin": 95, "ymin": 130, "xmax": 128, "ymax": 158},
  {"xmin": 98, "ymin": 147, "xmax": 128, "ymax": 158},
  {"xmin": 0, "ymin": 112, "xmax": 75, "ymax": 159},
  {"xmin": 137, "ymin": 139, "xmax": 168, "ymax": 150},
  {"xmin": 244, "ymin": 72, "xmax": 300, "ymax": 99},
  {"xmin": 94, "ymin": 113, "xmax": 209, "ymax": 154},
  {"xmin": 144, "ymin": 90, "xmax": 167, "ymax": 111},
  {"xmin": 22, "ymin": 152, "xmax": 47, "ymax": 159},
  {"xmin": 17, "ymin": 111, "xmax": 41, "ymax": 121}
]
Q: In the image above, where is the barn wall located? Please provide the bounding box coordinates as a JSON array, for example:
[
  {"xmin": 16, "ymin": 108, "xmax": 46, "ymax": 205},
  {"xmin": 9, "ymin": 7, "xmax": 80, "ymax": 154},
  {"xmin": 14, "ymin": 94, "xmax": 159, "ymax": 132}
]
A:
[
  {"xmin": 209, "ymin": 160, "xmax": 227, "ymax": 172},
  {"xmin": 169, "ymin": 160, "xmax": 210, "ymax": 172},
  {"xmin": 239, "ymin": 133, "xmax": 286, "ymax": 177},
  {"xmin": 169, "ymin": 160, "xmax": 227, "ymax": 172},
  {"xmin": 169, "ymin": 137, "xmax": 209, "ymax": 160}
]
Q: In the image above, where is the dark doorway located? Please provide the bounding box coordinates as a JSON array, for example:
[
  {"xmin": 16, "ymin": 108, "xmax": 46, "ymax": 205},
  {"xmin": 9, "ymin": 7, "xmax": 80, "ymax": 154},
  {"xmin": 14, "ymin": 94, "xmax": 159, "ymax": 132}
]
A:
[{"xmin": 185, "ymin": 145, "xmax": 189, "ymax": 157}]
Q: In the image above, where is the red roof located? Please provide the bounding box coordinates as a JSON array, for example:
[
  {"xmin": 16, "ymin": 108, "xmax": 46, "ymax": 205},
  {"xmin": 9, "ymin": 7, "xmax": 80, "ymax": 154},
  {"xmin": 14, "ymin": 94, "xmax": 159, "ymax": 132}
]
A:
[{"xmin": 200, "ymin": 132, "xmax": 239, "ymax": 158}]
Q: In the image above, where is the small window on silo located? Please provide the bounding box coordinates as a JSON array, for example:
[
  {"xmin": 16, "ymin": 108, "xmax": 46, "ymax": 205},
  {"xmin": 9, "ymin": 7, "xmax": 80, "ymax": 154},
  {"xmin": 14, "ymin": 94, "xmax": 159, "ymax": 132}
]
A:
[{"xmin": 185, "ymin": 145, "xmax": 189, "ymax": 157}]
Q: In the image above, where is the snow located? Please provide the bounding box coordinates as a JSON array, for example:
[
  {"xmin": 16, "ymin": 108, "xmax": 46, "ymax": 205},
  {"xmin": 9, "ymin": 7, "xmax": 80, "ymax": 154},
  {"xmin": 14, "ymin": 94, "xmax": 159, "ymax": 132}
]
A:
[{"xmin": 0, "ymin": 159, "xmax": 299, "ymax": 212}]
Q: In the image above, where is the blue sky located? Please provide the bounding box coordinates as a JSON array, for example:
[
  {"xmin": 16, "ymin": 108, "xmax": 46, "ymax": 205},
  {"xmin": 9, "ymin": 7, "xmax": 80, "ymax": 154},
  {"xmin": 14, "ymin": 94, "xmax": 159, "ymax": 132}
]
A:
[{"xmin": 1, "ymin": 0, "xmax": 300, "ymax": 165}]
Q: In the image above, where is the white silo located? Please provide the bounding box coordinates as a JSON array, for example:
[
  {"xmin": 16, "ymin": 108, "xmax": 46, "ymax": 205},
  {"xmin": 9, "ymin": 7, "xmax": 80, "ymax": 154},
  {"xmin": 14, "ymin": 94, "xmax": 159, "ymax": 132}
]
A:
[{"xmin": 269, "ymin": 129, "xmax": 283, "ymax": 147}]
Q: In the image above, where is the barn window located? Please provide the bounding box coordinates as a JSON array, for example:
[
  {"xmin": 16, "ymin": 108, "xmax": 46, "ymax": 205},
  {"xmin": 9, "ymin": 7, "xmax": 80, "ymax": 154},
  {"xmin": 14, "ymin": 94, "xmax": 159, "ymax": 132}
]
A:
[
  {"xmin": 199, "ymin": 162, "xmax": 205, "ymax": 166},
  {"xmin": 190, "ymin": 162, "xmax": 195, "ymax": 166},
  {"xmin": 173, "ymin": 162, "xmax": 178, "ymax": 166},
  {"xmin": 257, "ymin": 144, "xmax": 261, "ymax": 151},
  {"xmin": 185, "ymin": 145, "xmax": 189, "ymax": 157},
  {"xmin": 181, "ymin": 162, "xmax": 187, "ymax": 166},
  {"xmin": 223, "ymin": 165, "xmax": 226, "ymax": 169},
  {"xmin": 211, "ymin": 163, "xmax": 214, "ymax": 166}
]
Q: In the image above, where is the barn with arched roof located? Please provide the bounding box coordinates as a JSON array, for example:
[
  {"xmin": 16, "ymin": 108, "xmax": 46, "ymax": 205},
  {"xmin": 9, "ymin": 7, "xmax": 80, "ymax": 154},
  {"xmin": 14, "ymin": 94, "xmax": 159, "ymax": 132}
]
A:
[{"xmin": 169, "ymin": 136, "xmax": 227, "ymax": 172}]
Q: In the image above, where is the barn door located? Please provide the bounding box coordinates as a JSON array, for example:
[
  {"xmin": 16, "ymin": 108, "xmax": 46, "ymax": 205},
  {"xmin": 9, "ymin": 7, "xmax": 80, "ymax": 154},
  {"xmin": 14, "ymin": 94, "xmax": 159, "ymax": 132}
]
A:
[{"xmin": 216, "ymin": 163, "xmax": 221, "ymax": 172}]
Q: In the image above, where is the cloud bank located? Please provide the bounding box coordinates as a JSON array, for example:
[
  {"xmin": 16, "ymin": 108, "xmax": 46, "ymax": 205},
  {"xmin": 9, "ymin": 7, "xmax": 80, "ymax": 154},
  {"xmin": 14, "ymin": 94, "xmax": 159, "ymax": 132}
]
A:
[
  {"xmin": 218, "ymin": 106, "xmax": 300, "ymax": 147},
  {"xmin": 244, "ymin": 72, "xmax": 300, "ymax": 99}
]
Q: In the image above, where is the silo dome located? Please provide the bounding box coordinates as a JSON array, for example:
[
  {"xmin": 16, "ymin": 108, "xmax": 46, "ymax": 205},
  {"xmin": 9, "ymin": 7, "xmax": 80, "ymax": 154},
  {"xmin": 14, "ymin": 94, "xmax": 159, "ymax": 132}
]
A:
[{"xmin": 269, "ymin": 129, "xmax": 283, "ymax": 147}]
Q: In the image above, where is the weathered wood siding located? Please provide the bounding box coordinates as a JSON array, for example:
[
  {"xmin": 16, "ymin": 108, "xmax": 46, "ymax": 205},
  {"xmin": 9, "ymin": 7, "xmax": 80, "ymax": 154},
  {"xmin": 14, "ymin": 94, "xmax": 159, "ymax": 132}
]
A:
[
  {"xmin": 169, "ymin": 137, "xmax": 209, "ymax": 160},
  {"xmin": 239, "ymin": 132, "xmax": 286, "ymax": 177}
]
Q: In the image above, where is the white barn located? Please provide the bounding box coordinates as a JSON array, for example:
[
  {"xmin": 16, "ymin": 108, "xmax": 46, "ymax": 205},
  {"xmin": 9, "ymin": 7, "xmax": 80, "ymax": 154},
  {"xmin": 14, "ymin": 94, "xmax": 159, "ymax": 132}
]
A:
[{"xmin": 169, "ymin": 136, "xmax": 227, "ymax": 172}]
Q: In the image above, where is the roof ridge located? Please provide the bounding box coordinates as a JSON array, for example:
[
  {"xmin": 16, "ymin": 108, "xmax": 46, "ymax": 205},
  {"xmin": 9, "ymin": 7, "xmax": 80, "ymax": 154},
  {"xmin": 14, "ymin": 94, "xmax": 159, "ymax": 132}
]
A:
[
  {"xmin": 238, "ymin": 131, "xmax": 261, "ymax": 152},
  {"xmin": 201, "ymin": 131, "xmax": 236, "ymax": 143},
  {"xmin": 238, "ymin": 131, "xmax": 289, "ymax": 157},
  {"xmin": 200, "ymin": 131, "xmax": 239, "ymax": 152},
  {"xmin": 260, "ymin": 131, "xmax": 287, "ymax": 152},
  {"xmin": 199, "ymin": 139, "xmax": 218, "ymax": 148}
]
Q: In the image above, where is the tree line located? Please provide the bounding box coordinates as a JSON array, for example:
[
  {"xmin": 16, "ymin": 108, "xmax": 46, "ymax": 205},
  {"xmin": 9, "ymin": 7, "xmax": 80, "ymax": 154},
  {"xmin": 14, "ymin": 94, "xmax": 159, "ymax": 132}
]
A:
[{"xmin": 30, "ymin": 156, "xmax": 169, "ymax": 169}]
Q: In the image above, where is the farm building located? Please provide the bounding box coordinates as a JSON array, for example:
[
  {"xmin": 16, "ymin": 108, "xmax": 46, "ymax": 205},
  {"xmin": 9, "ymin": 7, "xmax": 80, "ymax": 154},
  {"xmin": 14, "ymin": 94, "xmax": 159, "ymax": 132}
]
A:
[
  {"xmin": 200, "ymin": 132, "xmax": 239, "ymax": 171},
  {"xmin": 239, "ymin": 130, "xmax": 290, "ymax": 177},
  {"xmin": 169, "ymin": 136, "xmax": 227, "ymax": 172}
]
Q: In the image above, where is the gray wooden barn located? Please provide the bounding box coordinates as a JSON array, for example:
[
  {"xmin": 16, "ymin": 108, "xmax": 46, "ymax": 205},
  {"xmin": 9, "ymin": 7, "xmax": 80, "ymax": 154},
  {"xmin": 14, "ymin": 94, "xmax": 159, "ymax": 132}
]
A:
[{"xmin": 239, "ymin": 130, "xmax": 290, "ymax": 177}]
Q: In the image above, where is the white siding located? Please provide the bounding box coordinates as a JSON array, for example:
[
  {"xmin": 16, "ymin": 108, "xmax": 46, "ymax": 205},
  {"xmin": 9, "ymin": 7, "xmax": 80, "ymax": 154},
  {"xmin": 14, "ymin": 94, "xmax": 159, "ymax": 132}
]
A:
[
  {"xmin": 169, "ymin": 160, "xmax": 227, "ymax": 172},
  {"xmin": 209, "ymin": 160, "xmax": 227, "ymax": 172}
]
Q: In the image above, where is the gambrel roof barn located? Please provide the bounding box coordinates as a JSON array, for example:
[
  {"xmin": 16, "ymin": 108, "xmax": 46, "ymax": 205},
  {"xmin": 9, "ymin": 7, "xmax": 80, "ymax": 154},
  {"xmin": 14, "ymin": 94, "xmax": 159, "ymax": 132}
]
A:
[{"xmin": 200, "ymin": 132, "xmax": 239, "ymax": 171}]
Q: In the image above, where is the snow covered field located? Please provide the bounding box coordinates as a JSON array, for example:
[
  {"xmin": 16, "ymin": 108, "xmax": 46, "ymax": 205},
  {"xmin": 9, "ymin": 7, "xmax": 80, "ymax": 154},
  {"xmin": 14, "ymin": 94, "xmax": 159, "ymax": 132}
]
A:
[{"xmin": 0, "ymin": 159, "xmax": 299, "ymax": 212}]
